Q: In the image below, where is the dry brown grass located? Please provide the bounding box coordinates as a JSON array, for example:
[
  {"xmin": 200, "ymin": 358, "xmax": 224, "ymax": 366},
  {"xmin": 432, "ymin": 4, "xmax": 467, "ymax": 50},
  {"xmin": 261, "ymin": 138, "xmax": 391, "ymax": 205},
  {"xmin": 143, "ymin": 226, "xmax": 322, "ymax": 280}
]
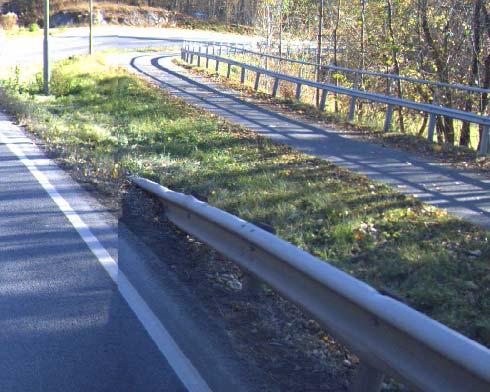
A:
[{"xmin": 0, "ymin": 12, "xmax": 18, "ymax": 30}]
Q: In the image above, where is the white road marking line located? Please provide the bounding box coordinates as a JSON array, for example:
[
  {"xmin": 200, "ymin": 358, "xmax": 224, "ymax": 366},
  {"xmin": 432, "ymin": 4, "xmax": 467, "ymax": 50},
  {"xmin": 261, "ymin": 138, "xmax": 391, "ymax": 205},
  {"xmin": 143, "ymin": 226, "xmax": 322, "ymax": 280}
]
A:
[
  {"xmin": 0, "ymin": 127, "xmax": 212, "ymax": 392},
  {"xmin": 0, "ymin": 131, "xmax": 118, "ymax": 282},
  {"xmin": 119, "ymin": 272, "xmax": 212, "ymax": 392}
]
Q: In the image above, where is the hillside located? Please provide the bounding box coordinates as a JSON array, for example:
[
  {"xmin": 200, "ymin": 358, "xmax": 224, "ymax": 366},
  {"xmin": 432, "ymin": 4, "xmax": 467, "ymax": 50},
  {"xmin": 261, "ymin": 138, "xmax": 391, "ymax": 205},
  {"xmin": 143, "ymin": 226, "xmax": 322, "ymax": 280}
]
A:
[{"xmin": 0, "ymin": 1, "xmax": 251, "ymax": 33}]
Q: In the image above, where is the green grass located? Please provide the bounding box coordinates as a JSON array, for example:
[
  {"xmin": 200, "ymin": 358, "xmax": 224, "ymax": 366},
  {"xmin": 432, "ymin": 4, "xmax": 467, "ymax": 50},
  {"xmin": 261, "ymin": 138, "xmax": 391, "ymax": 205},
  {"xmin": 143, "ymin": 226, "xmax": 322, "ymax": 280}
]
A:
[
  {"xmin": 3, "ymin": 26, "xmax": 67, "ymax": 38},
  {"xmin": 1, "ymin": 54, "xmax": 489, "ymax": 348}
]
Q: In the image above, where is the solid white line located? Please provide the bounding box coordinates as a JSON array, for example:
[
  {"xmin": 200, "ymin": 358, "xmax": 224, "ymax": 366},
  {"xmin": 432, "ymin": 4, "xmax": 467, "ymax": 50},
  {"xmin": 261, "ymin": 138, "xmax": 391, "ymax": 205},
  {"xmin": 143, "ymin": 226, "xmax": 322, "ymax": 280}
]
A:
[
  {"xmin": 0, "ymin": 126, "xmax": 212, "ymax": 392},
  {"xmin": 119, "ymin": 272, "xmax": 212, "ymax": 392},
  {"xmin": 0, "ymin": 132, "xmax": 118, "ymax": 282}
]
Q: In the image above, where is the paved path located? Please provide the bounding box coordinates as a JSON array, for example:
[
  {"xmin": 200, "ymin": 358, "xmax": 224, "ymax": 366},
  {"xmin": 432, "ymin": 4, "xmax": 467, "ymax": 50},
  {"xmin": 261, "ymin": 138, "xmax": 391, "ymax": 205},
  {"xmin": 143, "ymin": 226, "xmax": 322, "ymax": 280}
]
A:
[{"xmin": 128, "ymin": 53, "xmax": 490, "ymax": 229}]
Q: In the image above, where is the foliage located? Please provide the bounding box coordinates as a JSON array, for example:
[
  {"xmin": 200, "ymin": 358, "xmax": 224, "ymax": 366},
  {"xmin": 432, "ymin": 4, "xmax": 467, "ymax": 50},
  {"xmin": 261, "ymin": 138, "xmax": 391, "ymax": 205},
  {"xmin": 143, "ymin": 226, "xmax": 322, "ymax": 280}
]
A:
[{"xmin": 27, "ymin": 22, "xmax": 38, "ymax": 32}]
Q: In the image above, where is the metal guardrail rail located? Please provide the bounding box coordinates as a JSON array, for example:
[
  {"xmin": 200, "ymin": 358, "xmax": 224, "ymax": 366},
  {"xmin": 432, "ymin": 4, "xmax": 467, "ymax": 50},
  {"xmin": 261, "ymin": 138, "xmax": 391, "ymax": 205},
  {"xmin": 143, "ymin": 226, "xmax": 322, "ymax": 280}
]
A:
[
  {"xmin": 131, "ymin": 176, "xmax": 490, "ymax": 392},
  {"xmin": 180, "ymin": 46, "xmax": 490, "ymax": 154},
  {"xmin": 184, "ymin": 41, "xmax": 490, "ymax": 95}
]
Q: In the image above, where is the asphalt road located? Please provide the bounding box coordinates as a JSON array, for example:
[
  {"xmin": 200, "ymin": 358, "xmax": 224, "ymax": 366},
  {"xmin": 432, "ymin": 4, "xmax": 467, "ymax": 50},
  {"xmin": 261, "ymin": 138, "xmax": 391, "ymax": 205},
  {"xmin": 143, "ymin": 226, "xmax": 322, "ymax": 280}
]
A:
[
  {"xmin": 0, "ymin": 28, "xmax": 266, "ymax": 392},
  {"xmin": 0, "ymin": 110, "xmax": 261, "ymax": 391},
  {"xmin": 0, "ymin": 112, "xmax": 189, "ymax": 391},
  {"xmin": 0, "ymin": 26, "xmax": 254, "ymax": 67}
]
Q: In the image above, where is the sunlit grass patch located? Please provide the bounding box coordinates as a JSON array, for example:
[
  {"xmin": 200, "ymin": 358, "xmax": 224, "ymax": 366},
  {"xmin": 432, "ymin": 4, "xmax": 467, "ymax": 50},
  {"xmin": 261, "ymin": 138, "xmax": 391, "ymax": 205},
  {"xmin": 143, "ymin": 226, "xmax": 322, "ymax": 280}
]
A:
[{"xmin": 1, "ymin": 54, "xmax": 489, "ymax": 348}]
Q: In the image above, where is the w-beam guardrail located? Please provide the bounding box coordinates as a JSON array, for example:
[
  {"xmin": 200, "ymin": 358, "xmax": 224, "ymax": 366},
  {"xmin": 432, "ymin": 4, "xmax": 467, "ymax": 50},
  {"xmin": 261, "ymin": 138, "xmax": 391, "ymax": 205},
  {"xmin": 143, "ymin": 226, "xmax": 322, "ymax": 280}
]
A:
[
  {"xmin": 181, "ymin": 45, "xmax": 490, "ymax": 155},
  {"xmin": 189, "ymin": 41, "xmax": 490, "ymax": 95},
  {"xmin": 131, "ymin": 176, "xmax": 490, "ymax": 392}
]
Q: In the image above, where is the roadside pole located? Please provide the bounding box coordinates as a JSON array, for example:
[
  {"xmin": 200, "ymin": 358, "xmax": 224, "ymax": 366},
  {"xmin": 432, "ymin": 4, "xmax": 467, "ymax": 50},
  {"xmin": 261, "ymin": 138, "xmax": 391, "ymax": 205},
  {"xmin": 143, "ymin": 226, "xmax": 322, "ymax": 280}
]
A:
[
  {"xmin": 43, "ymin": 0, "xmax": 49, "ymax": 94},
  {"xmin": 89, "ymin": 0, "xmax": 93, "ymax": 54}
]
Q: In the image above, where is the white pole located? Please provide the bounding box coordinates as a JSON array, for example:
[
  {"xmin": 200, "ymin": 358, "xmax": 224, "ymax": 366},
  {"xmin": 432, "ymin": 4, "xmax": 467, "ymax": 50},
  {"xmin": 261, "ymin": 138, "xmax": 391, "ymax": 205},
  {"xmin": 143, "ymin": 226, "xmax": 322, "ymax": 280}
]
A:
[
  {"xmin": 43, "ymin": 0, "xmax": 50, "ymax": 94},
  {"xmin": 89, "ymin": 0, "xmax": 93, "ymax": 54}
]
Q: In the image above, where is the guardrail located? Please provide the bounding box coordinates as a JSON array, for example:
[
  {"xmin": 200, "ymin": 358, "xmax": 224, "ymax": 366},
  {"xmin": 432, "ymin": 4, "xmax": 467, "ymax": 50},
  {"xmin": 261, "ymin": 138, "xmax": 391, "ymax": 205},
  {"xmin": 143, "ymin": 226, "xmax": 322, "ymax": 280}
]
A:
[
  {"xmin": 131, "ymin": 175, "xmax": 490, "ymax": 392},
  {"xmin": 181, "ymin": 46, "xmax": 490, "ymax": 155},
  {"xmin": 184, "ymin": 41, "xmax": 490, "ymax": 95}
]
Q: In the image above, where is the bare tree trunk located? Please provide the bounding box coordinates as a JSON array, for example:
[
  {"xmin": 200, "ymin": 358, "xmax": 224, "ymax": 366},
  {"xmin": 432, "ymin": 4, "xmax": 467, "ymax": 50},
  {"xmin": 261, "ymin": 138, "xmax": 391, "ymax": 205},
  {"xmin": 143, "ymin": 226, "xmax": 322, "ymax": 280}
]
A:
[
  {"xmin": 316, "ymin": 0, "xmax": 324, "ymax": 107},
  {"xmin": 358, "ymin": 0, "xmax": 366, "ymax": 118},
  {"xmin": 333, "ymin": 0, "xmax": 341, "ymax": 113},
  {"xmin": 460, "ymin": 0, "xmax": 482, "ymax": 147},
  {"xmin": 386, "ymin": 0, "xmax": 405, "ymax": 133},
  {"xmin": 478, "ymin": 4, "xmax": 490, "ymax": 150},
  {"xmin": 419, "ymin": 0, "xmax": 455, "ymax": 144},
  {"xmin": 278, "ymin": 1, "xmax": 283, "ymax": 57}
]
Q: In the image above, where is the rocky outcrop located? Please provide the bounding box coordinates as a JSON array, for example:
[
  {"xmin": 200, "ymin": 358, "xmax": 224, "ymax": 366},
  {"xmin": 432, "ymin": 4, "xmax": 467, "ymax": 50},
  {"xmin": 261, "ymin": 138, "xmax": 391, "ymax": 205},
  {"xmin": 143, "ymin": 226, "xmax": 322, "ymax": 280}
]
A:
[{"xmin": 50, "ymin": 12, "xmax": 88, "ymax": 28}]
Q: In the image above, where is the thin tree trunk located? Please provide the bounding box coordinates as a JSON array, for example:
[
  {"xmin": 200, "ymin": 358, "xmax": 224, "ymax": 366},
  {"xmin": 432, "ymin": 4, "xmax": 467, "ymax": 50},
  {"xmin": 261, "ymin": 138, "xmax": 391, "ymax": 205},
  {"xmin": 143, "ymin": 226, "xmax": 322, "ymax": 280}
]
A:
[
  {"xmin": 316, "ymin": 0, "xmax": 324, "ymax": 107},
  {"xmin": 478, "ymin": 4, "xmax": 490, "ymax": 150},
  {"xmin": 333, "ymin": 0, "xmax": 341, "ymax": 113},
  {"xmin": 460, "ymin": 0, "xmax": 482, "ymax": 147},
  {"xmin": 278, "ymin": 1, "xmax": 283, "ymax": 58},
  {"xmin": 419, "ymin": 0, "xmax": 455, "ymax": 144},
  {"xmin": 358, "ymin": 0, "xmax": 366, "ymax": 118},
  {"xmin": 386, "ymin": 0, "xmax": 405, "ymax": 133}
]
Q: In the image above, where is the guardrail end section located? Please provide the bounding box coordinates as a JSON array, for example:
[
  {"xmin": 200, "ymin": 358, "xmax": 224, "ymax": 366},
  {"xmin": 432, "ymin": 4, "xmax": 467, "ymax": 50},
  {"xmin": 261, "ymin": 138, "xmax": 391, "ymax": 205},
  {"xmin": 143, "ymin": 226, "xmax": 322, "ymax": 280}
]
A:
[{"xmin": 349, "ymin": 362, "xmax": 384, "ymax": 392}]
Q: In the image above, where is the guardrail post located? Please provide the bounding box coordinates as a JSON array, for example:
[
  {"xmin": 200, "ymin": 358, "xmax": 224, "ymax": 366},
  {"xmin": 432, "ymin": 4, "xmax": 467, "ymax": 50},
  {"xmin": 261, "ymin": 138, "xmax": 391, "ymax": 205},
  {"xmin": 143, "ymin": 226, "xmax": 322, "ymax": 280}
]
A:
[
  {"xmin": 383, "ymin": 105, "xmax": 394, "ymax": 132},
  {"xmin": 226, "ymin": 64, "xmax": 231, "ymax": 78},
  {"xmin": 272, "ymin": 78, "xmax": 280, "ymax": 97},
  {"xmin": 205, "ymin": 46, "xmax": 209, "ymax": 68},
  {"xmin": 427, "ymin": 113, "xmax": 436, "ymax": 142},
  {"xmin": 348, "ymin": 74, "xmax": 360, "ymax": 121},
  {"xmin": 240, "ymin": 67, "xmax": 246, "ymax": 84},
  {"xmin": 215, "ymin": 60, "xmax": 220, "ymax": 73},
  {"xmin": 190, "ymin": 53, "xmax": 194, "ymax": 64},
  {"xmin": 348, "ymin": 97, "xmax": 357, "ymax": 121},
  {"xmin": 479, "ymin": 125, "xmax": 489, "ymax": 155},
  {"xmin": 349, "ymin": 362, "xmax": 384, "ymax": 392},
  {"xmin": 295, "ymin": 83, "xmax": 302, "ymax": 101},
  {"xmin": 319, "ymin": 89, "xmax": 328, "ymax": 111},
  {"xmin": 254, "ymin": 72, "xmax": 261, "ymax": 91}
]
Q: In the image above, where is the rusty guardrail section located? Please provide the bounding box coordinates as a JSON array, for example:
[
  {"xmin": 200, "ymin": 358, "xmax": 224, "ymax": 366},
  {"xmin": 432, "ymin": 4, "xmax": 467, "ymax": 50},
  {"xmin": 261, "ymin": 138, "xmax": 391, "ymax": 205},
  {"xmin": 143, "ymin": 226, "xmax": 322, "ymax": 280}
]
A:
[{"xmin": 131, "ymin": 175, "xmax": 490, "ymax": 392}]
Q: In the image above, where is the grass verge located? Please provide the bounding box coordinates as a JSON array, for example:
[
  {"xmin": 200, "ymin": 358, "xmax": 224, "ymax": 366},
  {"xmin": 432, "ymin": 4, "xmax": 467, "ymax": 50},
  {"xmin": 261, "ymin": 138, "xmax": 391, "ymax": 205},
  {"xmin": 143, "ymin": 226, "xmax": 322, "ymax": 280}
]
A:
[{"xmin": 1, "ymin": 54, "xmax": 489, "ymax": 348}]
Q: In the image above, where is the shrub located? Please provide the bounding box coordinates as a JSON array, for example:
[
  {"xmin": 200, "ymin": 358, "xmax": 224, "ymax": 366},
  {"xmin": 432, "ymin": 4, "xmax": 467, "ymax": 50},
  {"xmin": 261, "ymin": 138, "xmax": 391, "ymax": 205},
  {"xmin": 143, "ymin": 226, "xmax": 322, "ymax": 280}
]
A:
[
  {"xmin": 0, "ymin": 13, "xmax": 19, "ymax": 31},
  {"xmin": 28, "ymin": 22, "xmax": 39, "ymax": 32}
]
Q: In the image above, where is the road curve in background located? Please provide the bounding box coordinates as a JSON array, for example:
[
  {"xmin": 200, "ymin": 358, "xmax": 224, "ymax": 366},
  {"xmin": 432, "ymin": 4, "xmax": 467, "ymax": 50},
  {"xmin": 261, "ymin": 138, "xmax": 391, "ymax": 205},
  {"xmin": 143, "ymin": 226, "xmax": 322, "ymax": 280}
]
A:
[{"xmin": 0, "ymin": 26, "xmax": 256, "ymax": 69}]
